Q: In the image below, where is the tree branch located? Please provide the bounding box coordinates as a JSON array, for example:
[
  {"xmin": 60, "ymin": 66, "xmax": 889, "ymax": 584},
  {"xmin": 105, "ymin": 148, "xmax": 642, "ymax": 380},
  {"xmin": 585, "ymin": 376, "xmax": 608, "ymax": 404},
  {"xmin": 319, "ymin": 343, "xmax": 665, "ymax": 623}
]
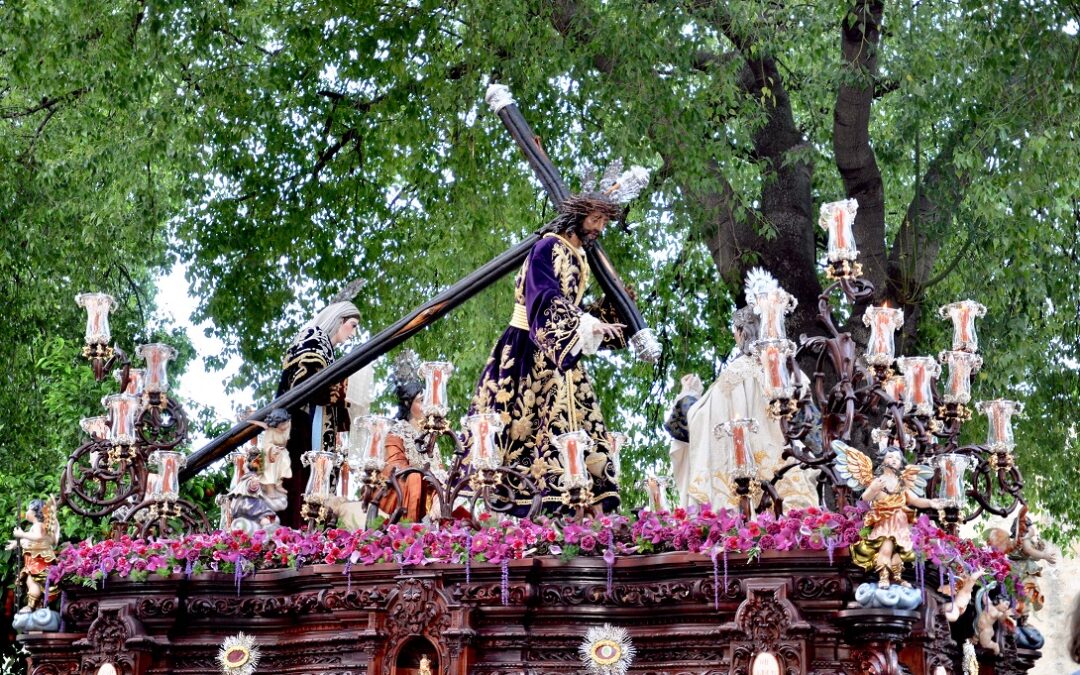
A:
[
  {"xmin": 886, "ymin": 135, "xmax": 971, "ymax": 344},
  {"xmin": 0, "ymin": 88, "xmax": 87, "ymax": 120},
  {"xmin": 834, "ymin": 0, "xmax": 887, "ymax": 299},
  {"xmin": 213, "ymin": 26, "xmax": 281, "ymax": 57},
  {"xmin": 922, "ymin": 226, "xmax": 977, "ymax": 290}
]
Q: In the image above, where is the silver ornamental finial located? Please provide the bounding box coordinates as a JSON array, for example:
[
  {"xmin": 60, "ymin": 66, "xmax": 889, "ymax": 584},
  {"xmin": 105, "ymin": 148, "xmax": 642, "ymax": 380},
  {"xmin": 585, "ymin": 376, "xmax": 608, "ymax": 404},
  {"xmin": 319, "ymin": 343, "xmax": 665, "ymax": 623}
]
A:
[
  {"xmin": 629, "ymin": 328, "xmax": 662, "ymax": 363},
  {"xmin": 484, "ymin": 84, "xmax": 515, "ymax": 113},
  {"xmin": 608, "ymin": 166, "xmax": 651, "ymax": 204}
]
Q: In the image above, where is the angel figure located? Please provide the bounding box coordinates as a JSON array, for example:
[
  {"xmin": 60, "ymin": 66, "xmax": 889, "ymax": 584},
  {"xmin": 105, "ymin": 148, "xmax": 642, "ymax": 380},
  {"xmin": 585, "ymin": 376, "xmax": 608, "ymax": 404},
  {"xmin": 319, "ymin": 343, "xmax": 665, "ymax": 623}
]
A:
[
  {"xmin": 974, "ymin": 584, "xmax": 1015, "ymax": 654},
  {"xmin": 833, "ymin": 441, "xmax": 944, "ymax": 588},
  {"xmin": 6, "ymin": 497, "xmax": 61, "ymax": 613}
]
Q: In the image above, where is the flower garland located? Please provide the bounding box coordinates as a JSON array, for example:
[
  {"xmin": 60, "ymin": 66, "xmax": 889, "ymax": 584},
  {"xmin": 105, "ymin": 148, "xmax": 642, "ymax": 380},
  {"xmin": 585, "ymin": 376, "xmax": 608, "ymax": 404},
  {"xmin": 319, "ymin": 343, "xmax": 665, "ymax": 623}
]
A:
[{"xmin": 47, "ymin": 506, "xmax": 1018, "ymax": 599}]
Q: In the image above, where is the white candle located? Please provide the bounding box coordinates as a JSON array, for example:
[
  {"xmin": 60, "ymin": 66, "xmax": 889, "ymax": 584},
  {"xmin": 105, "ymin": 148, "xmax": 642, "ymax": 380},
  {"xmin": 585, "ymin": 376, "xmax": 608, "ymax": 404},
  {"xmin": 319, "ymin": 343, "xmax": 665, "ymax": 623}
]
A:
[{"xmin": 608, "ymin": 432, "xmax": 628, "ymax": 481}]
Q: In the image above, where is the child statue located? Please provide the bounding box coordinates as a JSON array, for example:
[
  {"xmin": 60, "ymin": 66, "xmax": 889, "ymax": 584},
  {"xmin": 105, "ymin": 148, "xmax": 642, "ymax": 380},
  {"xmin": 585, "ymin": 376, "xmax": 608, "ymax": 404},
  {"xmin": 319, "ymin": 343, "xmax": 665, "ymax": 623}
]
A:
[
  {"xmin": 833, "ymin": 440, "xmax": 944, "ymax": 589},
  {"xmin": 7, "ymin": 497, "xmax": 60, "ymax": 619}
]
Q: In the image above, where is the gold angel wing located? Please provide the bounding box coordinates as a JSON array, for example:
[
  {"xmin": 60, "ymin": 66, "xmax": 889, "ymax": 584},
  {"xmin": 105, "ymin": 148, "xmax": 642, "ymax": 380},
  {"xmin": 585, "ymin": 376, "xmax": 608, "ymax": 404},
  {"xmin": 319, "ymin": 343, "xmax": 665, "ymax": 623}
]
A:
[
  {"xmin": 901, "ymin": 463, "xmax": 934, "ymax": 498},
  {"xmin": 43, "ymin": 495, "xmax": 60, "ymax": 546},
  {"xmin": 832, "ymin": 440, "xmax": 874, "ymax": 492}
]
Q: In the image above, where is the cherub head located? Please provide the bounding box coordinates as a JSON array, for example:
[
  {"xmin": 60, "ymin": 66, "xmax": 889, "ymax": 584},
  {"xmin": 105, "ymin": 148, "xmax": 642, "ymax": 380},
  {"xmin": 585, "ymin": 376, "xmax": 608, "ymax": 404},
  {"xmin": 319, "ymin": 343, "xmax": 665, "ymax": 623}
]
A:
[
  {"xmin": 25, "ymin": 499, "xmax": 44, "ymax": 524},
  {"xmin": 880, "ymin": 449, "xmax": 906, "ymax": 473}
]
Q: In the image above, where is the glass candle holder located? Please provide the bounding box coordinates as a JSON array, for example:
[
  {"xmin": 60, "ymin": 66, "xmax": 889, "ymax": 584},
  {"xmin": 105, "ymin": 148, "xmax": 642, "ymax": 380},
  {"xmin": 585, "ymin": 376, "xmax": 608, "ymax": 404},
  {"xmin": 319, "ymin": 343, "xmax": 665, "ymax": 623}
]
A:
[
  {"xmin": 552, "ymin": 430, "xmax": 592, "ymax": 489},
  {"xmin": 938, "ymin": 300, "xmax": 987, "ymax": 353},
  {"xmin": 934, "ymin": 453, "xmax": 971, "ymax": 509},
  {"xmin": 752, "ymin": 339, "xmax": 796, "ymax": 399},
  {"xmin": 463, "ymin": 412, "xmax": 503, "ymax": 471},
  {"xmin": 227, "ymin": 450, "xmax": 247, "ymax": 490},
  {"xmin": 896, "ymin": 356, "xmax": 940, "ymax": 416},
  {"xmin": 748, "ymin": 288, "xmax": 797, "ymax": 342},
  {"xmin": 302, "ymin": 450, "xmax": 339, "ymax": 502},
  {"xmin": 818, "ymin": 199, "xmax": 859, "ymax": 262},
  {"xmin": 881, "ymin": 374, "xmax": 906, "ymax": 405},
  {"xmin": 336, "ymin": 460, "xmax": 356, "ymax": 500},
  {"xmin": 976, "ymin": 399, "xmax": 1023, "ymax": 452},
  {"xmin": 608, "ymin": 431, "xmax": 628, "ymax": 481},
  {"xmin": 136, "ymin": 343, "xmax": 178, "ymax": 394},
  {"xmin": 939, "ymin": 350, "xmax": 983, "ymax": 405},
  {"xmin": 643, "ymin": 474, "xmax": 670, "ymax": 512},
  {"xmin": 716, "ymin": 418, "xmax": 760, "ymax": 479},
  {"xmin": 103, "ymin": 393, "xmax": 142, "ymax": 445},
  {"xmin": 349, "ymin": 415, "xmax": 391, "ymax": 471},
  {"xmin": 75, "ymin": 292, "xmax": 117, "ymax": 345},
  {"xmin": 418, "ymin": 361, "xmax": 454, "ymax": 417},
  {"xmin": 863, "ymin": 305, "xmax": 904, "ymax": 367},
  {"xmin": 79, "ymin": 415, "xmax": 110, "ymax": 441},
  {"xmin": 147, "ymin": 450, "xmax": 184, "ymax": 501},
  {"xmin": 114, "ymin": 368, "xmax": 145, "ymax": 396}
]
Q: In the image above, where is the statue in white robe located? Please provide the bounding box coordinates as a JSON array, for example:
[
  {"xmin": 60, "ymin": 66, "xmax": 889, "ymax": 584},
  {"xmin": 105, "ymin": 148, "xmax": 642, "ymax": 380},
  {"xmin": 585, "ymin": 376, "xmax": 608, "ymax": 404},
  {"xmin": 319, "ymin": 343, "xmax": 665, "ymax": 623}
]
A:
[{"xmin": 666, "ymin": 306, "xmax": 819, "ymax": 512}]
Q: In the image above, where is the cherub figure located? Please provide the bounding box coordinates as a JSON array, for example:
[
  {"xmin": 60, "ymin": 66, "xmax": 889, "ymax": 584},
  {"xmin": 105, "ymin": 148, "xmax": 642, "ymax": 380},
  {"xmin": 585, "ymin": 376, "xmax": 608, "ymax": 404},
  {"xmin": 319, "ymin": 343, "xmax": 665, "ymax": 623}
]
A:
[
  {"xmin": 6, "ymin": 497, "xmax": 60, "ymax": 613},
  {"xmin": 974, "ymin": 584, "xmax": 1015, "ymax": 654},
  {"xmin": 939, "ymin": 567, "xmax": 984, "ymax": 623},
  {"xmin": 834, "ymin": 440, "xmax": 944, "ymax": 588},
  {"xmin": 985, "ymin": 507, "xmax": 1056, "ymax": 649},
  {"xmin": 418, "ymin": 655, "xmax": 433, "ymax": 675}
]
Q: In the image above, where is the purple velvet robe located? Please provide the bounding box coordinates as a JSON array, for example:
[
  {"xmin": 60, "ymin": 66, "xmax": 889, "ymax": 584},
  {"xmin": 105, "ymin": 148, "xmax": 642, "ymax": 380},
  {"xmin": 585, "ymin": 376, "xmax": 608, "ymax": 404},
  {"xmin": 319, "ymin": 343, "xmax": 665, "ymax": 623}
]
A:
[{"xmin": 467, "ymin": 234, "xmax": 623, "ymax": 514}]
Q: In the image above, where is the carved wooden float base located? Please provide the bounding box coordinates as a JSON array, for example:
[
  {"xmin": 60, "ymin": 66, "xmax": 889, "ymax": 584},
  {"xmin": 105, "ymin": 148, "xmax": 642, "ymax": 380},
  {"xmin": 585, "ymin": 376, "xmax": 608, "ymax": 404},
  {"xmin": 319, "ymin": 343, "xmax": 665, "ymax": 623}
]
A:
[{"xmin": 20, "ymin": 551, "xmax": 1039, "ymax": 675}]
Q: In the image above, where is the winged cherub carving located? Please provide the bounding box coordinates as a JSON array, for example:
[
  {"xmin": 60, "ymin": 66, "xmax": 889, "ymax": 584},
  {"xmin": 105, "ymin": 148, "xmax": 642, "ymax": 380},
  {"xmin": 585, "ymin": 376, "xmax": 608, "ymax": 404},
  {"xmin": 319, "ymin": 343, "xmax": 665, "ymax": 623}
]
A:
[{"xmin": 833, "ymin": 440, "xmax": 945, "ymax": 588}]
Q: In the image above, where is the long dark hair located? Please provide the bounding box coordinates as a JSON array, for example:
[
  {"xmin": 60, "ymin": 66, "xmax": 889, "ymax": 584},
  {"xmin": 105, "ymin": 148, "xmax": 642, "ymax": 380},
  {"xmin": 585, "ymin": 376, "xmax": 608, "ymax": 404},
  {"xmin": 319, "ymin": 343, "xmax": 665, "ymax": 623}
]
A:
[
  {"xmin": 395, "ymin": 381, "xmax": 423, "ymax": 421},
  {"xmin": 545, "ymin": 194, "xmax": 622, "ymax": 238}
]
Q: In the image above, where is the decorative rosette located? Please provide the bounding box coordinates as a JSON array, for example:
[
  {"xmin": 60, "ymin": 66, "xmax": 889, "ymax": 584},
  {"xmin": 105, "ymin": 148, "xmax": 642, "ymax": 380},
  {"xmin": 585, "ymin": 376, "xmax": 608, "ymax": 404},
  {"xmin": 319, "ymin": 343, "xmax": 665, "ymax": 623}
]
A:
[
  {"xmin": 218, "ymin": 632, "xmax": 260, "ymax": 675},
  {"xmin": 579, "ymin": 624, "xmax": 635, "ymax": 675}
]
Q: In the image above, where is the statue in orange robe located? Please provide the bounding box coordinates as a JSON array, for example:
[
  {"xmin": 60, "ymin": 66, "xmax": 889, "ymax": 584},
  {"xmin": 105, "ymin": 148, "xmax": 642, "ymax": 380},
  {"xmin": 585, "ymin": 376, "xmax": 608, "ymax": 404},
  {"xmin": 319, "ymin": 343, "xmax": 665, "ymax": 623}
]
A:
[{"xmin": 378, "ymin": 351, "xmax": 446, "ymax": 522}]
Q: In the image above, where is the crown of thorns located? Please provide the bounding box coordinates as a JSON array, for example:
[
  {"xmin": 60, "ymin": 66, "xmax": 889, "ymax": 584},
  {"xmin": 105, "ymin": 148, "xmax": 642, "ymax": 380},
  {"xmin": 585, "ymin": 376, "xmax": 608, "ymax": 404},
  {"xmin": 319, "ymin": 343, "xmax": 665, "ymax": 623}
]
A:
[{"xmin": 558, "ymin": 193, "xmax": 623, "ymax": 220}]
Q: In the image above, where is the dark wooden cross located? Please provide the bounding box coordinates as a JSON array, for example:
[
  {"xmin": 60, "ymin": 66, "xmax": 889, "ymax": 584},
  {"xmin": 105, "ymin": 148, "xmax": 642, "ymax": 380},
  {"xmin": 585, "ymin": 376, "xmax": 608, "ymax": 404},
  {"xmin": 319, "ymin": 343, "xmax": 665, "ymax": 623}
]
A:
[{"xmin": 182, "ymin": 83, "xmax": 658, "ymax": 480}]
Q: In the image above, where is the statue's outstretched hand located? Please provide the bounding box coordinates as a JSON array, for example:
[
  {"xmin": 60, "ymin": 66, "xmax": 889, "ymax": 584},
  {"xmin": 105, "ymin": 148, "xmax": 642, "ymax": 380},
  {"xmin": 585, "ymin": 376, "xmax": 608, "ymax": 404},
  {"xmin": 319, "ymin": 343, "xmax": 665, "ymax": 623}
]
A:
[
  {"xmin": 5, "ymin": 539, "xmax": 18, "ymax": 551},
  {"xmin": 592, "ymin": 322, "xmax": 625, "ymax": 341}
]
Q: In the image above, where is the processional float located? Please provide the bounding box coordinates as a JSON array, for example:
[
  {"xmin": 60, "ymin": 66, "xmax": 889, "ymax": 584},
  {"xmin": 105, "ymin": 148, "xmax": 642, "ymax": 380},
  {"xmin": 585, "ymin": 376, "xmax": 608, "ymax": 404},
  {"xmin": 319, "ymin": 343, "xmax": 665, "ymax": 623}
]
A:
[{"xmin": 19, "ymin": 84, "xmax": 1048, "ymax": 675}]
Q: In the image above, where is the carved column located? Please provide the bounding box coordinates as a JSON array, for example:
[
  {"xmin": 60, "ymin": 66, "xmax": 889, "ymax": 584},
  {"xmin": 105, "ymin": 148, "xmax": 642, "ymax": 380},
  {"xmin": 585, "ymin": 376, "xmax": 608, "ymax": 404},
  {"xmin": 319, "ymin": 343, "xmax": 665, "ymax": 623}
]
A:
[
  {"xmin": 837, "ymin": 607, "xmax": 919, "ymax": 675},
  {"xmin": 71, "ymin": 603, "xmax": 150, "ymax": 675}
]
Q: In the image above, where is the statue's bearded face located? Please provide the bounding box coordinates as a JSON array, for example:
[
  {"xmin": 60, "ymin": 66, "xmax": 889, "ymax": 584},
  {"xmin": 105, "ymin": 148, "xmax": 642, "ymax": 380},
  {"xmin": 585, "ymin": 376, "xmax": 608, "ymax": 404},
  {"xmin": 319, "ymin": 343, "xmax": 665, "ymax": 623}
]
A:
[{"xmin": 578, "ymin": 211, "xmax": 609, "ymax": 245}]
